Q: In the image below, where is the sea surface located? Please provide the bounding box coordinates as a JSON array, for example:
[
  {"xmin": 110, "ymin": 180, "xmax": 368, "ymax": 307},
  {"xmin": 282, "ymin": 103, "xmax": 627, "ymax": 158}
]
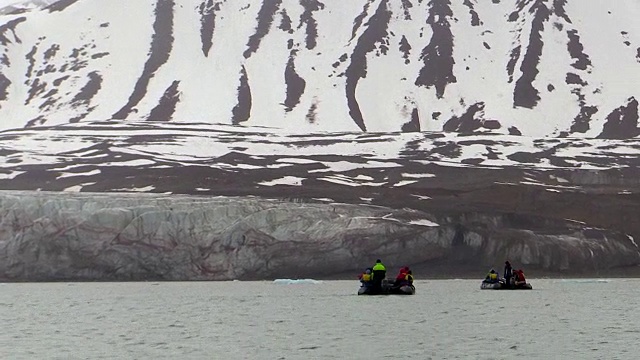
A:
[{"xmin": 1, "ymin": 279, "xmax": 638, "ymax": 359}]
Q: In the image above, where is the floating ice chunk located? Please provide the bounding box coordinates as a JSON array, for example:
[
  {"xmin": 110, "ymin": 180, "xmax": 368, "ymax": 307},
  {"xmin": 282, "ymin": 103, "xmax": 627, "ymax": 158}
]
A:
[
  {"xmin": 273, "ymin": 279, "xmax": 323, "ymax": 285},
  {"xmin": 557, "ymin": 279, "xmax": 610, "ymax": 283}
]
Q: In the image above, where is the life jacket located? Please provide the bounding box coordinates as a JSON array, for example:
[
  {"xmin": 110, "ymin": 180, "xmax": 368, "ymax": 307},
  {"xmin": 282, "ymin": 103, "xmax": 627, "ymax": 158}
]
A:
[
  {"xmin": 404, "ymin": 273, "xmax": 414, "ymax": 284},
  {"xmin": 373, "ymin": 263, "xmax": 386, "ymax": 272},
  {"xmin": 489, "ymin": 273, "xmax": 498, "ymax": 281},
  {"xmin": 515, "ymin": 270, "xmax": 526, "ymax": 282},
  {"xmin": 361, "ymin": 273, "xmax": 372, "ymax": 282}
]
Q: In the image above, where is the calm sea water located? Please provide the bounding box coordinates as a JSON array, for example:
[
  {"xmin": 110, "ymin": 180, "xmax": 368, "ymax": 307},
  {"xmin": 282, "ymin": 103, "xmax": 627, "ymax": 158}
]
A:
[{"xmin": 1, "ymin": 279, "xmax": 638, "ymax": 359}]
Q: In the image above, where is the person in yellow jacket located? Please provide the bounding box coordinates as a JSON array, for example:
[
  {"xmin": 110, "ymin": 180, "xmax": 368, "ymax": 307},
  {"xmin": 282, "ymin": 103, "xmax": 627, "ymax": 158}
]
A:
[
  {"xmin": 484, "ymin": 269, "xmax": 499, "ymax": 283},
  {"xmin": 359, "ymin": 268, "xmax": 373, "ymax": 288},
  {"xmin": 404, "ymin": 270, "xmax": 414, "ymax": 285}
]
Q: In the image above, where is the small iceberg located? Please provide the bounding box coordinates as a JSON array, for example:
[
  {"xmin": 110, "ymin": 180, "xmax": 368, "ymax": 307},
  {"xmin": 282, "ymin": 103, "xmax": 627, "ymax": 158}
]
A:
[
  {"xmin": 273, "ymin": 279, "xmax": 323, "ymax": 285},
  {"xmin": 557, "ymin": 279, "xmax": 610, "ymax": 284}
]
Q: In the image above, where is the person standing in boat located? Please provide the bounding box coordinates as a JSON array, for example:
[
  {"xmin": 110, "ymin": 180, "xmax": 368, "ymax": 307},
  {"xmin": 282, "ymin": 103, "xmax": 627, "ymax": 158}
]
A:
[
  {"xmin": 371, "ymin": 259, "xmax": 387, "ymax": 292},
  {"xmin": 503, "ymin": 261, "xmax": 513, "ymax": 288}
]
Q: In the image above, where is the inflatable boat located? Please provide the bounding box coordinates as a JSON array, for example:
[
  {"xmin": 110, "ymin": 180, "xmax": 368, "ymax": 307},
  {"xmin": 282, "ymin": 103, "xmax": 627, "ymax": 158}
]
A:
[
  {"xmin": 481, "ymin": 281, "xmax": 532, "ymax": 290},
  {"xmin": 358, "ymin": 279, "xmax": 415, "ymax": 295}
]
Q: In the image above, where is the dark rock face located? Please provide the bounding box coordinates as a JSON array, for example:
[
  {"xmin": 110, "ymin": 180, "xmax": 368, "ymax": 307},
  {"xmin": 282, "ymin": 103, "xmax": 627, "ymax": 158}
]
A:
[
  {"xmin": 283, "ymin": 54, "xmax": 306, "ymax": 112},
  {"xmin": 414, "ymin": 0, "xmax": 457, "ymax": 98},
  {"xmin": 512, "ymin": 1, "xmax": 549, "ymax": 109},
  {"xmin": 231, "ymin": 66, "xmax": 252, "ymax": 124},
  {"xmin": 598, "ymin": 98, "xmax": 640, "ymax": 139}
]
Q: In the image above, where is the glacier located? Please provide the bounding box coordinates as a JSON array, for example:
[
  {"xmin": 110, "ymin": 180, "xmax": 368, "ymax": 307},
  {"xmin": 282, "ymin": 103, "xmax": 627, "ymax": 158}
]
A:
[{"xmin": 0, "ymin": 191, "xmax": 638, "ymax": 281}]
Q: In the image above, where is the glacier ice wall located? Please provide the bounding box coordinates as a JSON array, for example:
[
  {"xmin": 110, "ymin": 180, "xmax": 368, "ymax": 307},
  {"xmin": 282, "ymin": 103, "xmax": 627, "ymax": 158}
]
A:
[{"xmin": 0, "ymin": 191, "xmax": 638, "ymax": 281}]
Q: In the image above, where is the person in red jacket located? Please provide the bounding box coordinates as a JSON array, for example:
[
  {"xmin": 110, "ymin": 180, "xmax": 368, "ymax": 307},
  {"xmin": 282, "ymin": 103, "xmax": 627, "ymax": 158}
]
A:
[
  {"xmin": 394, "ymin": 266, "xmax": 409, "ymax": 285},
  {"xmin": 514, "ymin": 269, "xmax": 527, "ymax": 287}
]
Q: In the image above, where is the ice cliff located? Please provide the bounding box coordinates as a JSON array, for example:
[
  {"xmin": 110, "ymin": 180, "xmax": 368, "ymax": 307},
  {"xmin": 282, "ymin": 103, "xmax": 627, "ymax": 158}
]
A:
[{"xmin": 1, "ymin": 191, "xmax": 638, "ymax": 281}]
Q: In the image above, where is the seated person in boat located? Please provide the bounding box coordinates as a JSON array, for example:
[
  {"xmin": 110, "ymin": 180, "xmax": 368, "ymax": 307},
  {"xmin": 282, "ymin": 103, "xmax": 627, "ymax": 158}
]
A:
[
  {"xmin": 394, "ymin": 267, "xmax": 414, "ymax": 288},
  {"xmin": 359, "ymin": 268, "xmax": 373, "ymax": 287},
  {"xmin": 514, "ymin": 269, "xmax": 527, "ymax": 286},
  {"xmin": 404, "ymin": 270, "xmax": 414, "ymax": 287},
  {"xmin": 394, "ymin": 266, "xmax": 409, "ymax": 285},
  {"xmin": 484, "ymin": 269, "xmax": 499, "ymax": 283}
]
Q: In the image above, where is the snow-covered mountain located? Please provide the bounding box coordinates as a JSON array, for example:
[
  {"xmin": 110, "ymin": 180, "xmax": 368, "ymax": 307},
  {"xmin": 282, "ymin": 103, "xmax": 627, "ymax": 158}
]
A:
[
  {"xmin": 0, "ymin": 0, "xmax": 638, "ymax": 136},
  {"xmin": 1, "ymin": 0, "xmax": 640, "ymax": 279}
]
